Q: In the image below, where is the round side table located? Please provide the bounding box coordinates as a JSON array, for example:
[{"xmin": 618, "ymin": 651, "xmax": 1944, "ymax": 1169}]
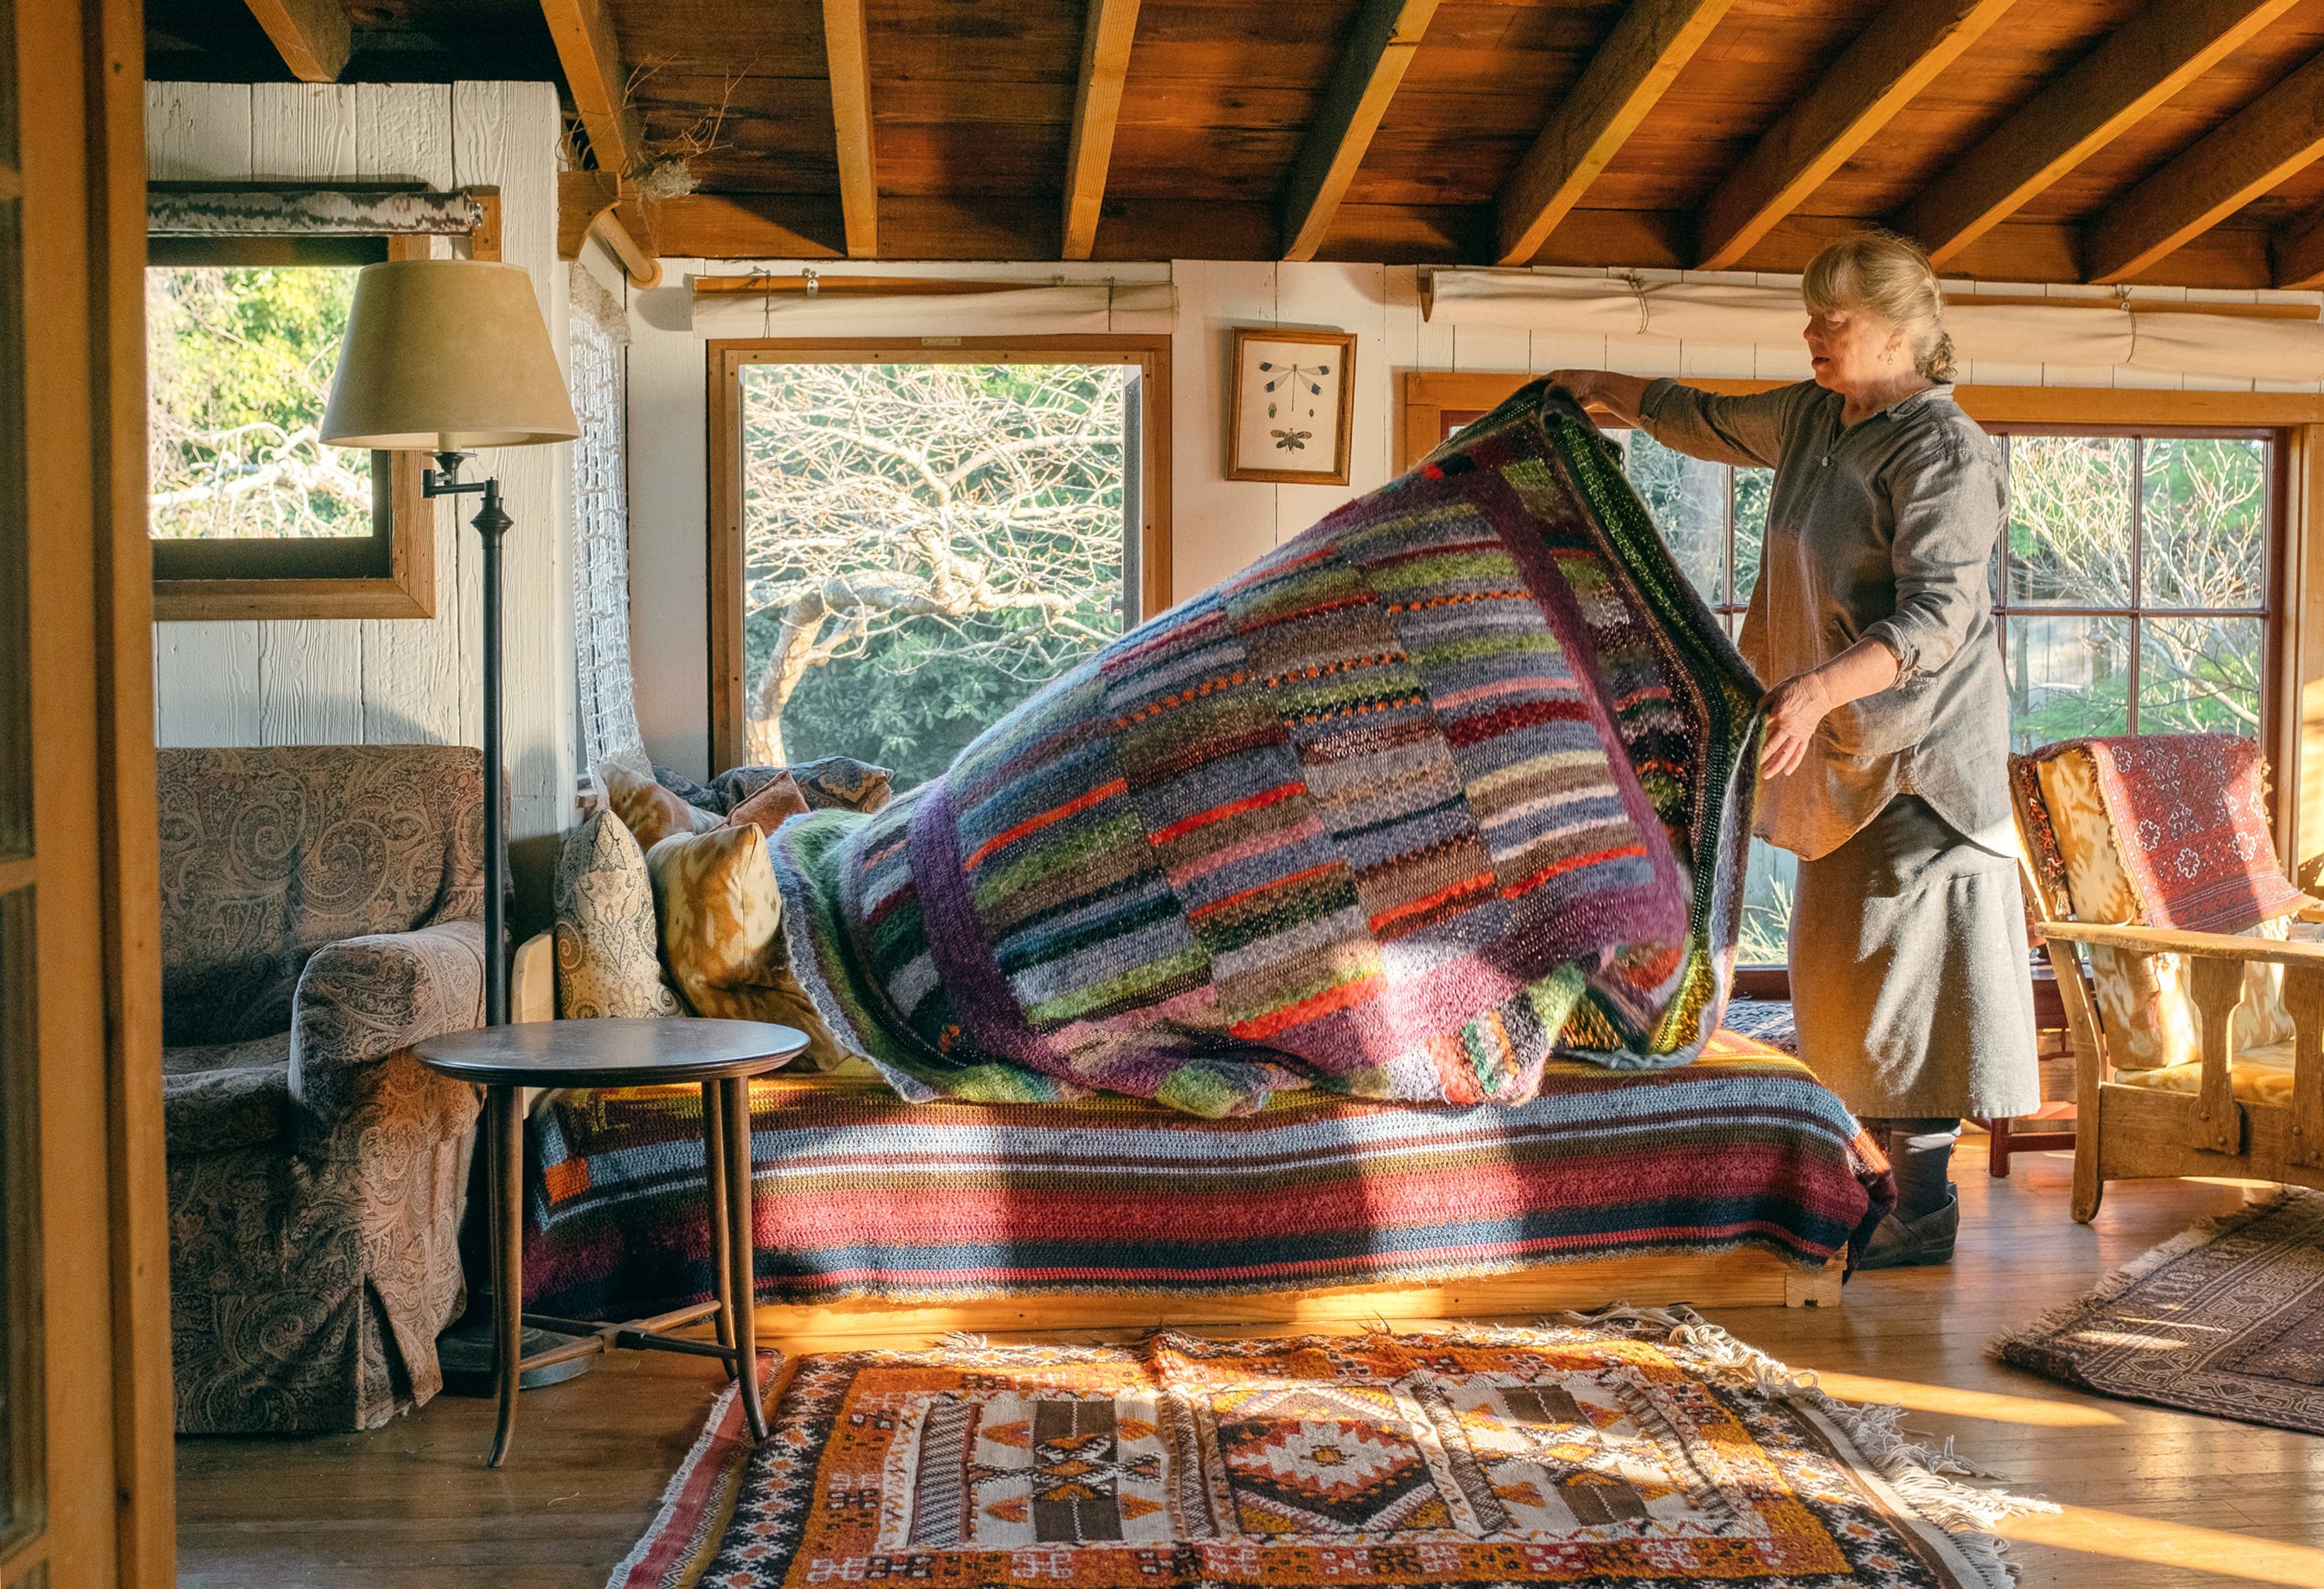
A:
[{"xmin": 415, "ymin": 1017, "xmax": 808, "ymax": 1467}]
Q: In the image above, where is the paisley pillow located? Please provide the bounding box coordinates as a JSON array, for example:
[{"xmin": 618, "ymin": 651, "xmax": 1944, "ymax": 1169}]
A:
[
  {"xmin": 552, "ymin": 812, "xmax": 683, "ymax": 1020},
  {"xmin": 643, "ymin": 824, "xmax": 851, "ymax": 1070},
  {"xmin": 600, "ymin": 757, "xmax": 721, "ymax": 851}
]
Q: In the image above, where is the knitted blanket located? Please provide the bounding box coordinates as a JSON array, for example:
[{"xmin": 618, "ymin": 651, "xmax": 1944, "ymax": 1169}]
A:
[{"xmin": 772, "ymin": 382, "xmax": 1762, "ymax": 1115}]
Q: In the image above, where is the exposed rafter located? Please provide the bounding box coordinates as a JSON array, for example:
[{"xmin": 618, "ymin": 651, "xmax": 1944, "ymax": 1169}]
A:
[
  {"xmin": 2272, "ymin": 201, "xmax": 2324, "ymax": 288},
  {"xmin": 540, "ymin": 0, "xmax": 648, "ymax": 178},
  {"xmin": 242, "ymin": 0, "xmax": 350, "ymax": 84},
  {"xmin": 1695, "ymin": 0, "xmax": 2016, "ymax": 270},
  {"xmin": 1905, "ymin": 0, "xmax": 2298, "ymax": 269},
  {"xmin": 557, "ymin": 169, "xmax": 662, "ymax": 288},
  {"xmin": 1496, "ymin": 0, "xmax": 1735, "ymax": 266},
  {"xmin": 1280, "ymin": 0, "xmax": 1439, "ymax": 262},
  {"xmin": 822, "ymin": 0, "xmax": 880, "ymax": 258},
  {"xmin": 2085, "ymin": 50, "xmax": 2324, "ymax": 284},
  {"xmin": 1061, "ymin": 0, "xmax": 1143, "ymax": 260}
]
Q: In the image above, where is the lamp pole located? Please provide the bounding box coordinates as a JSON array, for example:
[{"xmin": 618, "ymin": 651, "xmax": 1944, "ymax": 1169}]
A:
[{"xmin": 428, "ymin": 451, "xmax": 511, "ymax": 1027}]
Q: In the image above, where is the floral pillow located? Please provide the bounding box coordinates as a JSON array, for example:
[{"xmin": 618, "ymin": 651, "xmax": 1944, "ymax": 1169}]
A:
[
  {"xmin": 552, "ymin": 811, "xmax": 683, "ymax": 1021},
  {"xmin": 643, "ymin": 823, "xmax": 851, "ymax": 1071}
]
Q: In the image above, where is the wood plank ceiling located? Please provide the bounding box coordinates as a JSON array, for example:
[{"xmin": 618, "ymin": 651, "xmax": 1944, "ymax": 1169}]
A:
[{"xmin": 146, "ymin": 0, "xmax": 2324, "ymax": 287}]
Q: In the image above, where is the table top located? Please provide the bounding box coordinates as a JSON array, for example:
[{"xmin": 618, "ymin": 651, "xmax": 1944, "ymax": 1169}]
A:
[{"xmin": 414, "ymin": 1017, "xmax": 811, "ymax": 1087}]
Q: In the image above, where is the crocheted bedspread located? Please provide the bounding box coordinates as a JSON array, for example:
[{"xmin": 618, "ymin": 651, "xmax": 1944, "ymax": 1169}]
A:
[{"xmin": 772, "ymin": 382, "xmax": 1762, "ymax": 1116}]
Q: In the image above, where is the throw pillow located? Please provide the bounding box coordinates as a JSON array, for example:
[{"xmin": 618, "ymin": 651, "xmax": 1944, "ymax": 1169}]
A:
[
  {"xmin": 788, "ymin": 756, "xmax": 893, "ymax": 813},
  {"xmin": 726, "ymin": 770, "xmax": 810, "ymax": 836},
  {"xmin": 601, "ymin": 757, "xmax": 721, "ymax": 851},
  {"xmin": 653, "ymin": 763, "xmax": 725, "ymax": 812},
  {"xmin": 552, "ymin": 811, "xmax": 683, "ymax": 1020},
  {"xmin": 644, "ymin": 824, "xmax": 851, "ymax": 1070}
]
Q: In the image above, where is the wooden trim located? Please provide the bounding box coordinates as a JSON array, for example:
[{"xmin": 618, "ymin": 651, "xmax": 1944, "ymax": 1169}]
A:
[
  {"xmin": 2291, "ymin": 425, "xmax": 2324, "ymax": 865},
  {"xmin": 1061, "ymin": 0, "xmax": 1142, "ymax": 261},
  {"xmin": 241, "ymin": 0, "xmax": 350, "ymax": 84},
  {"xmin": 706, "ymin": 336, "xmax": 1172, "ymax": 775},
  {"xmin": 1695, "ymin": 0, "xmax": 2017, "ymax": 270},
  {"xmin": 1226, "ymin": 326, "xmax": 1357, "ymax": 484},
  {"xmin": 820, "ymin": 0, "xmax": 878, "ymax": 259},
  {"xmin": 1494, "ymin": 0, "xmax": 1735, "ymax": 265},
  {"xmin": 539, "ymin": 0, "xmax": 647, "ymax": 178},
  {"xmin": 558, "ymin": 167, "xmax": 619, "ymax": 261},
  {"xmin": 2085, "ymin": 49, "xmax": 2324, "ymax": 284},
  {"xmin": 1905, "ymin": 0, "xmax": 2299, "ymax": 269},
  {"xmin": 1279, "ymin": 0, "xmax": 1439, "ymax": 263},
  {"xmin": 692, "ymin": 273, "xmax": 1074, "ymax": 297}
]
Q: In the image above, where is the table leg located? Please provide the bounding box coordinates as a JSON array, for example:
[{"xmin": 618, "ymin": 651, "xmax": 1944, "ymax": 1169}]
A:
[
  {"xmin": 720, "ymin": 1075, "xmax": 769, "ymax": 1442},
  {"xmin": 701, "ymin": 1079, "xmax": 736, "ymax": 1362},
  {"xmin": 486, "ymin": 1085, "xmax": 524, "ymax": 1467}
]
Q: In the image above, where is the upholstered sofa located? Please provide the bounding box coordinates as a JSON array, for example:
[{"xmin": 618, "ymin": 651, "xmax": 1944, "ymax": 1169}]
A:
[{"xmin": 160, "ymin": 745, "xmax": 488, "ymax": 1433}]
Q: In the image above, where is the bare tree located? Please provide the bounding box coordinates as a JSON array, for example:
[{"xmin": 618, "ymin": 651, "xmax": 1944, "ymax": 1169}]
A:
[{"xmin": 739, "ymin": 362, "xmax": 1127, "ymax": 765}]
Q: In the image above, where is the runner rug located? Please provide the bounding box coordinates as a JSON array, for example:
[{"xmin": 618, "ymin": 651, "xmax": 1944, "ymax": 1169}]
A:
[
  {"xmin": 606, "ymin": 1316, "xmax": 2038, "ymax": 1589},
  {"xmin": 1996, "ymin": 1186, "xmax": 2324, "ymax": 1433}
]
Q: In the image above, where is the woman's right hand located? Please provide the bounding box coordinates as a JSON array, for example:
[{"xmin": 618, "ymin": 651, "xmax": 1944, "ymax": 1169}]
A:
[{"xmin": 1545, "ymin": 369, "xmax": 1602, "ymax": 404}]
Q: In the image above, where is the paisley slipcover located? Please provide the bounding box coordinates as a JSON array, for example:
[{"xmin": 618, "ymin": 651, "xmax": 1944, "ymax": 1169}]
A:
[{"xmin": 160, "ymin": 745, "xmax": 488, "ymax": 1435}]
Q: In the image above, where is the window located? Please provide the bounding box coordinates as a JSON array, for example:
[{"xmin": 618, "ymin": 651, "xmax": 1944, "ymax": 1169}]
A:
[{"xmin": 709, "ymin": 340, "xmax": 1171, "ymax": 782}]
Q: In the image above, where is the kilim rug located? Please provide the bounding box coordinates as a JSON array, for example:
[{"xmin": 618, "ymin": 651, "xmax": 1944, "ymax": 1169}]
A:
[
  {"xmin": 1996, "ymin": 1186, "xmax": 2324, "ymax": 1433},
  {"xmin": 606, "ymin": 1316, "xmax": 2039, "ymax": 1589}
]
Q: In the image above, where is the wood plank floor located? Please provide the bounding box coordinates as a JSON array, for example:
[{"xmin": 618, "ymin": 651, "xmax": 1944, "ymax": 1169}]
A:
[{"xmin": 175, "ymin": 1150, "xmax": 2324, "ymax": 1588}]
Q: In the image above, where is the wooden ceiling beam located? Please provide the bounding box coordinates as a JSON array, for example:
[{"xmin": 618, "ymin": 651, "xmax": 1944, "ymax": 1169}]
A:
[
  {"xmin": 1696, "ymin": 0, "xmax": 2016, "ymax": 270},
  {"xmin": 1904, "ymin": 0, "xmax": 2298, "ymax": 270},
  {"xmin": 1496, "ymin": 0, "xmax": 1736, "ymax": 266},
  {"xmin": 2085, "ymin": 49, "xmax": 2324, "ymax": 283},
  {"xmin": 1062, "ymin": 0, "xmax": 1143, "ymax": 260},
  {"xmin": 1280, "ymin": 0, "xmax": 1440, "ymax": 262},
  {"xmin": 823, "ymin": 0, "xmax": 880, "ymax": 258},
  {"xmin": 242, "ymin": 0, "xmax": 350, "ymax": 84},
  {"xmin": 540, "ymin": 0, "xmax": 648, "ymax": 177},
  {"xmin": 2271, "ymin": 201, "xmax": 2324, "ymax": 287}
]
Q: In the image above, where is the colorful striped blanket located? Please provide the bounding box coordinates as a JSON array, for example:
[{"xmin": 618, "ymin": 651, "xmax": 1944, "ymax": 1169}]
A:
[
  {"xmin": 772, "ymin": 382, "xmax": 1762, "ymax": 1115},
  {"xmin": 520, "ymin": 1035, "xmax": 1892, "ymax": 1318}
]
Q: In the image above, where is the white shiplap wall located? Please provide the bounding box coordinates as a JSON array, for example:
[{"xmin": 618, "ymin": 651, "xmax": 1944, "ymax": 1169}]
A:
[{"xmin": 146, "ymin": 81, "xmax": 577, "ymax": 838}]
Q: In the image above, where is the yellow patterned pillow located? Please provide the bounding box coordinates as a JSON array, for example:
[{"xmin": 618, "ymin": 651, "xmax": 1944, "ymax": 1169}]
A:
[
  {"xmin": 2036, "ymin": 745, "xmax": 2293, "ymax": 1070},
  {"xmin": 643, "ymin": 823, "xmax": 851, "ymax": 1071},
  {"xmin": 600, "ymin": 758, "xmax": 722, "ymax": 851}
]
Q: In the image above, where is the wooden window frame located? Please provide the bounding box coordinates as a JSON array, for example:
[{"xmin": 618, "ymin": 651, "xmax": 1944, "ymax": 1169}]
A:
[
  {"xmin": 150, "ymin": 213, "xmax": 500, "ymax": 622},
  {"xmin": 706, "ymin": 335, "xmax": 1173, "ymax": 776}
]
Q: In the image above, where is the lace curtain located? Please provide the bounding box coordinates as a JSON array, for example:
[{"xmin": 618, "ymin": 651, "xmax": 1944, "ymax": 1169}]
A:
[{"xmin": 569, "ymin": 265, "xmax": 645, "ymax": 767}]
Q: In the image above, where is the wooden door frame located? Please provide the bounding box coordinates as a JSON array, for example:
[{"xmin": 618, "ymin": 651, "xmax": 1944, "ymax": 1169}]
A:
[{"xmin": 704, "ymin": 335, "xmax": 1172, "ymax": 776}]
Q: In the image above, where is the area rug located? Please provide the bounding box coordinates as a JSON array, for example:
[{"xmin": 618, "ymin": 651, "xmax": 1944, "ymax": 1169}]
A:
[
  {"xmin": 1995, "ymin": 1186, "xmax": 2324, "ymax": 1433},
  {"xmin": 605, "ymin": 1316, "xmax": 2037, "ymax": 1589}
]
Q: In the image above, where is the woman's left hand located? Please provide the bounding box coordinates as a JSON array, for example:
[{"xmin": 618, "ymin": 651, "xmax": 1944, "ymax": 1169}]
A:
[{"xmin": 1761, "ymin": 671, "xmax": 1836, "ymax": 778}]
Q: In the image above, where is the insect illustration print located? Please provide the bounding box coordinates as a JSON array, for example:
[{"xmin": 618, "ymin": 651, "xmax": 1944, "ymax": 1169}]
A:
[
  {"xmin": 1259, "ymin": 358, "xmax": 1333, "ymax": 452},
  {"xmin": 1270, "ymin": 425, "xmax": 1312, "ymax": 451}
]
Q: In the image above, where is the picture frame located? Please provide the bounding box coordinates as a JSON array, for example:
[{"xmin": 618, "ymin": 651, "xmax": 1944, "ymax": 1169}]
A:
[{"xmin": 1227, "ymin": 325, "xmax": 1356, "ymax": 484}]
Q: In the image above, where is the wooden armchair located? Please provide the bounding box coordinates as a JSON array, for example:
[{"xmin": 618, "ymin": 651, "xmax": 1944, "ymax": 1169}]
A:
[{"xmin": 2009, "ymin": 734, "xmax": 2324, "ymax": 1222}]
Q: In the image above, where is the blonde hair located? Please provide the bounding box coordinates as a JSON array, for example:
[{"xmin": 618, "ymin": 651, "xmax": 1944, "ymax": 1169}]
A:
[{"xmin": 1800, "ymin": 230, "xmax": 1956, "ymax": 381}]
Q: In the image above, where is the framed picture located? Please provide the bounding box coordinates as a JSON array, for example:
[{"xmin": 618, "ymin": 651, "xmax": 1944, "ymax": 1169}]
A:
[{"xmin": 1228, "ymin": 326, "xmax": 1356, "ymax": 484}]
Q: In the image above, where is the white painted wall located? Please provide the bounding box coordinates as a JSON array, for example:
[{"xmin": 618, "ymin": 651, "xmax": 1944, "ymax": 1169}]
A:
[
  {"xmin": 146, "ymin": 81, "xmax": 578, "ymax": 839},
  {"xmin": 621, "ymin": 257, "xmax": 2324, "ymax": 779}
]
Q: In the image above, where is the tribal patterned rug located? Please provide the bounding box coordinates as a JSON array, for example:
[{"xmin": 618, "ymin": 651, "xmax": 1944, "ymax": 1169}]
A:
[
  {"xmin": 1996, "ymin": 1187, "xmax": 2324, "ymax": 1433},
  {"xmin": 607, "ymin": 1318, "xmax": 2036, "ymax": 1589},
  {"xmin": 771, "ymin": 381, "xmax": 1762, "ymax": 1117}
]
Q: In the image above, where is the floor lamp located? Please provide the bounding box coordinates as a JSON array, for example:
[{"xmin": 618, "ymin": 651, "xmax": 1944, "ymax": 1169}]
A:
[{"xmin": 321, "ymin": 260, "xmax": 579, "ymax": 1026}]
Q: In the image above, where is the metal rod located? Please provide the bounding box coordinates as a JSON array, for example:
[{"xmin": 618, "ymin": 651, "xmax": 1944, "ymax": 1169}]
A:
[
  {"xmin": 487, "ymin": 1085, "xmax": 523, "ymax": 1467},
  {"xmin": 476, "ymin": 477, "xmax": 511, "ymax": 1027},
  {"xmin": 723, "ymin": 1075, "xmax": 769, "ymax": 1443},
  {"xmin": 703, "ymin": 1080, "xmax": 735, "ymax": 1358}
]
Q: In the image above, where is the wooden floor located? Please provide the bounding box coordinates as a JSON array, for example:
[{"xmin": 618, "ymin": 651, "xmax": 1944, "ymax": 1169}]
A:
[{"xmin": 177, "ymin": 1150, "xmax": 2324, "ymax": 1589}]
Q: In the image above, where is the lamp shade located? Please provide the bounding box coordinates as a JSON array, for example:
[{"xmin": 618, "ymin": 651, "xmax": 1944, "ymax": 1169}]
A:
[{"xmin": 320, "ymin": 260, "xmax": 579, "ymax": 450}]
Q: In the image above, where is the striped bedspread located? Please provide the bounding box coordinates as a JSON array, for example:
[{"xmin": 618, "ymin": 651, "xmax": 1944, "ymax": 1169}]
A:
[
  {"xmin": 770, "ymin": 381, "xmax": 1762, "ymax": 1116},
  {"xmin": 520, "ymin": 1031, "xmax": 1892, "ymax": 1318}
]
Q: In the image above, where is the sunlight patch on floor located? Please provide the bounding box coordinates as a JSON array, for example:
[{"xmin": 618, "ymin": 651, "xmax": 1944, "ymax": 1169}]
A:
[
  {"xmin": 1810, "ymin": 1371, "xmax": 2122, "ymax": 1428},
  {"xmin": 1998, "ymin": 1503, "xmax": 2324, "ymax": 1584}
]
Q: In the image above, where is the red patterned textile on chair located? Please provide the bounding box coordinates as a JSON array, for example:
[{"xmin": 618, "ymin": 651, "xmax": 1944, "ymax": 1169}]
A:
[{"xmin": 2061, "ymin": 734, "xmax": 2305, "ymax": 934}]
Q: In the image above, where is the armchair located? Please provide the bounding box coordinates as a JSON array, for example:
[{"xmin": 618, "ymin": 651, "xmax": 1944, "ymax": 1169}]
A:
[
  {"xmin": 2009, "ymin": 734, "xmax": 2324, "ymax": 1223},
  {"xmin": 160, "ymin": 746, "xmax": 489, "ymax": 1433}
]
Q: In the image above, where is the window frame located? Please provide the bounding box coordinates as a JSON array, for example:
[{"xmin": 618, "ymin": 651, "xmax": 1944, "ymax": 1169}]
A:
[{"xmin": 704, "ymin": 335, "xmax": 1173, "ymax": 775}]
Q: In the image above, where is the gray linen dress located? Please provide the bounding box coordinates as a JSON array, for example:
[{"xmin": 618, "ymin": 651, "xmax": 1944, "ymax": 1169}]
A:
[{"xmin": 1636, "ymin": 377, "xmax": 2038, "ymax": 1120}]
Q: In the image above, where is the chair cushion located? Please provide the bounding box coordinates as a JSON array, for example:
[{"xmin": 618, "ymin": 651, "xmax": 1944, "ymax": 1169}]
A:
[
  {"xmin": 642, "ymin": 823, "xmax": 850, "ymax": 1070},
  {"xmin": 2034, "ymin": 740, "xmax": 2302, "ymax": 1070},
  {"xmin": 553, "ymin": 812, "xmax": 682, "ymax": 1021},
  {"xmin": 163, "ymin": 1033, "xmax": 292, "ymax": 1155},
  {"xmin": 2113, "ymin": 1041, "xmax": 2301, "ymax": 1106}
]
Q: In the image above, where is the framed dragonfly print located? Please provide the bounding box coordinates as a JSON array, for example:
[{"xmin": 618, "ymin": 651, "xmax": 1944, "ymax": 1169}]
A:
[{"xmin": 1228, "ymin": 326, "xmax": 1356, "ymax": 484}]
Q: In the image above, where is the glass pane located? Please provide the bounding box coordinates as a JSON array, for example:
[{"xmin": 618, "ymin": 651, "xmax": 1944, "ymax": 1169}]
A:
[
  {"xmin": 1613, "ymin": 428, "xmax": 1726, "ymax": 605},
  {"xmin": 2141, "ymin": 436, "xmax": 2267, "ymax": 610},
  {"xmin": 146, "ymin": 265, "xmax": 373, "ymax": 541},
  {"xmin": 1733, "ymin": 466, "xmax": 1770, "ymax": 604},
  {"xmin": 1738, "ymin": 840, "xmax": 1796, "ymax": 967},
  {"xmin": 2007, "ymin": 614, "xmax": 2130, "ymax": 750},
  {"xmin": 2140, "ymin": 616, "xmax": 2264, "ymax": 737},
  {"xmin": 2005, "ymin": 435, "xmax": 2133, "ymax": 607},
  {"xmin": 737, "ymin": 363, "xmax": 1130, "ymax": 788}
]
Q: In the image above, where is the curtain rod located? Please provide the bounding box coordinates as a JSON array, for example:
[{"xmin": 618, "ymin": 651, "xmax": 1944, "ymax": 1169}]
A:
[
  {"xmin": 691, "ymin": 272, "xmax": 1109, "ymax": 298},
  {"xmin": 1416, "ymin": 274, "xmax": 2321, "ymax": 322}
]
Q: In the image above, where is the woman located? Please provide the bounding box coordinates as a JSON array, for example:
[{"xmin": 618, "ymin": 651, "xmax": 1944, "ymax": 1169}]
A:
[{"xmin": 1551, "ymin": 230, "xmax": 2037, "ymax": 1267}]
